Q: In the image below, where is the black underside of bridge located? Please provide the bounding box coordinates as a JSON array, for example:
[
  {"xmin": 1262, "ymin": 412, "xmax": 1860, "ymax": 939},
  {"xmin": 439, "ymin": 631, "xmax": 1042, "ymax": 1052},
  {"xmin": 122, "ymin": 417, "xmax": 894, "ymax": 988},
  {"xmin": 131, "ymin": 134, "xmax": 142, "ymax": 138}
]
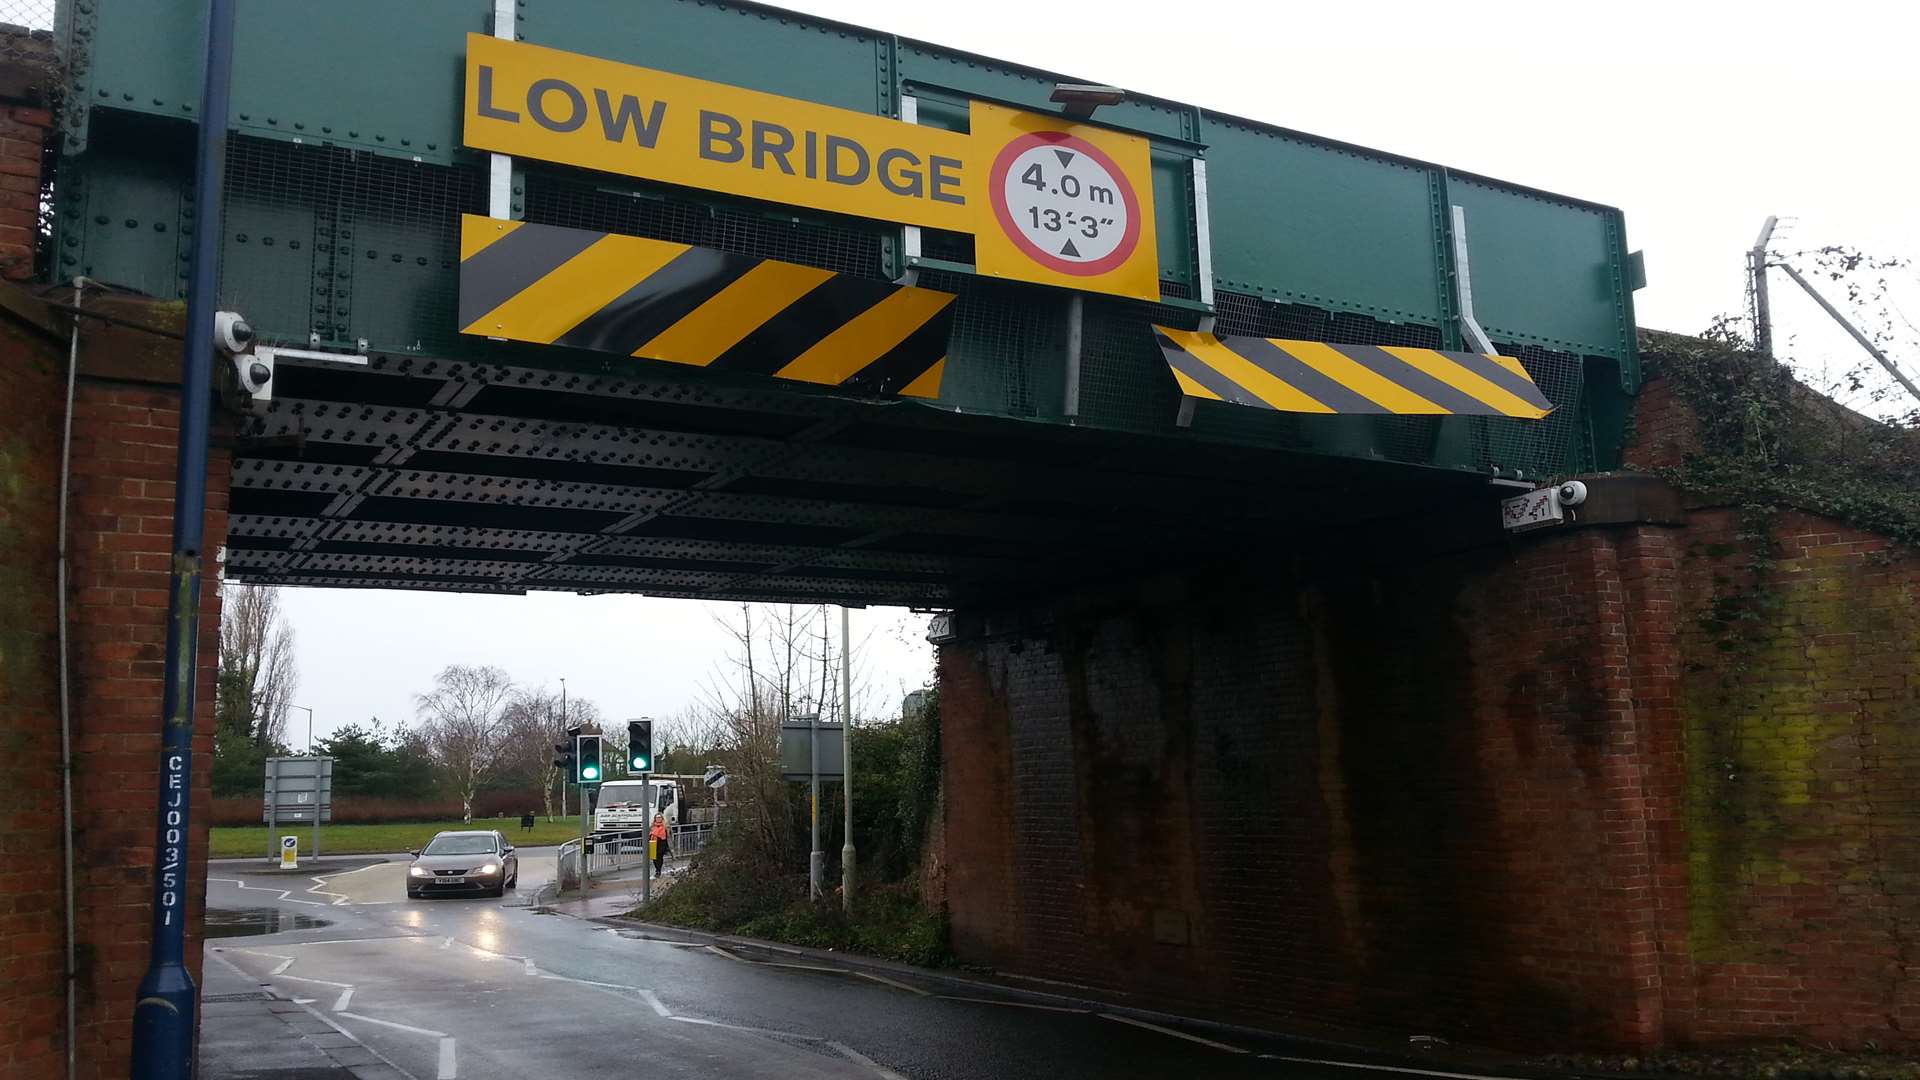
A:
[{"xmin": 224, "ymin": 350, "xmax": 1503, "ymax": 608}]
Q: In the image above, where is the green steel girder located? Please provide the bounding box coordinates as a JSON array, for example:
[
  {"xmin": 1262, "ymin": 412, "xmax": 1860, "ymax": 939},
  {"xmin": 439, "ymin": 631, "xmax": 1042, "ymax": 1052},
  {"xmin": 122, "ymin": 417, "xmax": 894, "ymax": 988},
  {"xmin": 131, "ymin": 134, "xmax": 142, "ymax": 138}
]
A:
[{"xmin": 55, "ymin": 0, "xmax": 1642, "ymax": 513}]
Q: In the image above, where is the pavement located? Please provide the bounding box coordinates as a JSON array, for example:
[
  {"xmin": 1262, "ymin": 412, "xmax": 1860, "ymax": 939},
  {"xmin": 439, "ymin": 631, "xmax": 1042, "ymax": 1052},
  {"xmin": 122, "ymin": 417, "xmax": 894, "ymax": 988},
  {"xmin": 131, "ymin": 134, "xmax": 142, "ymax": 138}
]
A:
[{"xmin": 200, "ymin": 848, "xmax": 1556, "ymax": 1080}]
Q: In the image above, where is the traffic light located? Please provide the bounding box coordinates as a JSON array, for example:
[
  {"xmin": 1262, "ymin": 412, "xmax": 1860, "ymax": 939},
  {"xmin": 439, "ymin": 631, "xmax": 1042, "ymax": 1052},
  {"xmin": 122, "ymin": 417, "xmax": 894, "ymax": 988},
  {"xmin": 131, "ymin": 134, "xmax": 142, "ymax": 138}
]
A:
[
  {"xmin": 553, "ymin": 724, "xmax": 582, "ymax": 777},
  {"xmin": 577, "ymin": 733, "xmax": 603, "ymax": 784},
  {"xmin": 628, "ymin": 720, "xmax": 653, "ymax": 773}
]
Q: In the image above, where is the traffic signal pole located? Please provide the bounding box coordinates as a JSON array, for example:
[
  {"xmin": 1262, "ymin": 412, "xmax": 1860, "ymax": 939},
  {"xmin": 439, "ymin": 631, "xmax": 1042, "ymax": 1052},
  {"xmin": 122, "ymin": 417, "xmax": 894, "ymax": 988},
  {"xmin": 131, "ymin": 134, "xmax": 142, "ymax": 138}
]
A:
[{"xmin": 132, "ymin": 1, "xmax": 235, "ymax": 1075}]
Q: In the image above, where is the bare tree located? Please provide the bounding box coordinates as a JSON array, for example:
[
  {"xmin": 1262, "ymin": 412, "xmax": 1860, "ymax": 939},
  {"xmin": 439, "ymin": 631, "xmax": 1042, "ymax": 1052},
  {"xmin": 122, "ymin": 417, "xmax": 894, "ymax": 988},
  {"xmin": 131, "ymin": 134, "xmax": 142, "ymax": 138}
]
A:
[
  {"xmin": 217, "ymin": 583, "xmax": 298, "ymax": 748},
  {"xmin": 415, "ymin": 664, "xmax": 515, "ymax": 823},
  {"xmin": 501, "ymin": 687, "xmax": 607, "ymax": 819}
]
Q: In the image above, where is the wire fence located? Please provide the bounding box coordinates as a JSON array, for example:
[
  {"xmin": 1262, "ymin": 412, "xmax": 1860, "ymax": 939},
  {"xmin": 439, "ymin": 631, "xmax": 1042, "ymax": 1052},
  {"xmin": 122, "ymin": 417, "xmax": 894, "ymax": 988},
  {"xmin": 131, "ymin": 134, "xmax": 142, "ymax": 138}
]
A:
[{"xmin": 0, "ymin": 0, "xmax": 54, "ymax": 65}]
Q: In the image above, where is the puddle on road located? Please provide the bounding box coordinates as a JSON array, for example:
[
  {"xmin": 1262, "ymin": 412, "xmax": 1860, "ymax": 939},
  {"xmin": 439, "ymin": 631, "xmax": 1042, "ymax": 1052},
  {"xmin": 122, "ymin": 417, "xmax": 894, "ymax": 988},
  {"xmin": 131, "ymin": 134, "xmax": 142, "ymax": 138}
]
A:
[{"xmin": 205, "ymin": 906, "xmax": 332, "ymax": 939}]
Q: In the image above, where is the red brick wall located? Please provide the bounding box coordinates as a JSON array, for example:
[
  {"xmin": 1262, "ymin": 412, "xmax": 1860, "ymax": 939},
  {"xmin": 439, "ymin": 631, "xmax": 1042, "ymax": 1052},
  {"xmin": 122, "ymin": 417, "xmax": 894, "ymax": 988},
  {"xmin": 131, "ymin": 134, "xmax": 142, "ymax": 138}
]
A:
[
  {"xmin": 0, "ymin": 309, "xmax": 66, "ymax": 1077},
  {"xmin": 0, "ymin": 103, "xmax": 49, "ymax": 282},
  {"xmin": 64, "ymin": 377, "xmax": 228, "ymax": 1078},
  {"xmin": 938, "ymin": 499, "xmax": 1920, "ymax": 1052},
  {"xmin": 0, "ymin": 309, "xmax": 228, "ymax": 1076}
]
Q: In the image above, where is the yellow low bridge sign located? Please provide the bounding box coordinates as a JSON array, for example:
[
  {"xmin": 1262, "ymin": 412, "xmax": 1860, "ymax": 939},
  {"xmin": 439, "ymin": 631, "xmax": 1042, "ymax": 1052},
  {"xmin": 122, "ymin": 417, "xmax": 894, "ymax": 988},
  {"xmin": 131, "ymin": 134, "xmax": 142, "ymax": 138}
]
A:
[{"xmin": 463, "ymin": 35, "xmax": 1160, "ymax": 303}]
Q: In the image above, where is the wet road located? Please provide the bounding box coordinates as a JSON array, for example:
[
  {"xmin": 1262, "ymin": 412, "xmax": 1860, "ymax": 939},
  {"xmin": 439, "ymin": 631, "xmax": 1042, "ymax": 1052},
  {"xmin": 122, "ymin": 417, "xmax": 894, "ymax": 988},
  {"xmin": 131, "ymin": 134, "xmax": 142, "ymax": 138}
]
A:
[{"xmin": 203, "ymin": 853, "xmax": 1527, "ymax": 1080}]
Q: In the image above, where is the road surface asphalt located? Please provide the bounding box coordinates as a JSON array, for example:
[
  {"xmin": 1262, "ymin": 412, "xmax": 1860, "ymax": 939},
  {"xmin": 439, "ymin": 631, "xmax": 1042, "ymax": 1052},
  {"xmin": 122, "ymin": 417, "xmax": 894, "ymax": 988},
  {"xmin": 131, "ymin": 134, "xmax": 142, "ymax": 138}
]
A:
[{"xmin": 201, "ymin": 849, "xmax": 1546, "ymax": 1080}]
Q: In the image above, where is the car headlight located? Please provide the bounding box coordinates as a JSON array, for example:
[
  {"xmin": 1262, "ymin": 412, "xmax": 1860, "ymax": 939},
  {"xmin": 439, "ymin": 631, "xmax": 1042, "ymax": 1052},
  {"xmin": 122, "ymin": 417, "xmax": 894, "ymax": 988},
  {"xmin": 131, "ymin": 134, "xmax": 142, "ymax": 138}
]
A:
[
  {"xmin": 409, "ymin": 866, "xmax": 429, "ymax": 877},
  {"xmin": 476, "ymin": 863, "xmax": 499, "ymax": 875}
]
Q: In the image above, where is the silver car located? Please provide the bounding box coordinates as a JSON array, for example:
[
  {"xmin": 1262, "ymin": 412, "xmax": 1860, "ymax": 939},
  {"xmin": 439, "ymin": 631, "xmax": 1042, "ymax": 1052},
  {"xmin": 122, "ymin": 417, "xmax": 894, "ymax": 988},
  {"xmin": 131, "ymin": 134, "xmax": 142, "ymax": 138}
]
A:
[{"xmin": 406, "ymin": 830, "xmax": 519, "ymax": 899}]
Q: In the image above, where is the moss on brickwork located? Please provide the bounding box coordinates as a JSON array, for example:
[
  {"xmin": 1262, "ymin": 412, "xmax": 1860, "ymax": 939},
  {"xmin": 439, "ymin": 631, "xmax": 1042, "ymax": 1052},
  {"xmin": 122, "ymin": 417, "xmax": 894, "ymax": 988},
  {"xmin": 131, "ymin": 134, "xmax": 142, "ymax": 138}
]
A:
[{"xmin": 1645, "ymin": 329, "xmax": 1920, "ymax": 968}]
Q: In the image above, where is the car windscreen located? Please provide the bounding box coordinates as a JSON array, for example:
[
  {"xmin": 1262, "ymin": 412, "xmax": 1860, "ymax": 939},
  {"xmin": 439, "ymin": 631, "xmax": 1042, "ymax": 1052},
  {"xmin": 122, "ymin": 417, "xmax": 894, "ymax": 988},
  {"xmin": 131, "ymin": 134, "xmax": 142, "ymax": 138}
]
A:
[{"xmin": 421, "ymin": 835, "xmax": 497, "ymax": 856}]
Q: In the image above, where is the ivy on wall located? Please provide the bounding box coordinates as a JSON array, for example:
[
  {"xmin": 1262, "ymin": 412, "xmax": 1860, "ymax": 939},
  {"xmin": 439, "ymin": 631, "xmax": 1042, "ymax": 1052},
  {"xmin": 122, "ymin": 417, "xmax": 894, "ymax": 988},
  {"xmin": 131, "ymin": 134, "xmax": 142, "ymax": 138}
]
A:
[{"xmin": 1638, "ymin": 328, "xmax": 1920, "ymax": 546}]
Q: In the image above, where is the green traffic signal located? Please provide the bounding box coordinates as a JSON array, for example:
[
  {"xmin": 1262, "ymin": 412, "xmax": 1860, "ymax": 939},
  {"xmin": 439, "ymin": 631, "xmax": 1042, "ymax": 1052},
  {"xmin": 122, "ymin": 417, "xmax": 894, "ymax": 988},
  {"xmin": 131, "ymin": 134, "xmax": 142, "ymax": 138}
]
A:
[
  {"xmin": 577, "ymin": 733, "xmax": 602, "ymax": 785},
  {"xmin": 627, "ymin": 719, "xmax": 653, "ymax": 773}
]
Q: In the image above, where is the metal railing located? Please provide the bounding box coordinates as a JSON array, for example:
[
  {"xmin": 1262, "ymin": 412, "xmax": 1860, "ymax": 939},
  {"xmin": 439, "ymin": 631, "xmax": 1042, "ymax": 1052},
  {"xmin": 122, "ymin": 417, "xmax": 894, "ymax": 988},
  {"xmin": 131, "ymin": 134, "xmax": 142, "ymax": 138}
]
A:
[{"xmin": 555, "ymin": 823, "xmax": 714, "ymax": 892}]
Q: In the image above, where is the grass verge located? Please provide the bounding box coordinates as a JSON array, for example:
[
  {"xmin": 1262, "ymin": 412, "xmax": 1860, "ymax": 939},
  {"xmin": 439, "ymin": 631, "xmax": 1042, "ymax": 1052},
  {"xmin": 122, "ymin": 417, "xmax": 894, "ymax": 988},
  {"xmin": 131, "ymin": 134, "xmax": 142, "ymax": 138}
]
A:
[
  {"xmin": 640, "ymin": 855, "xmax": 952, "ymax": 969},
  {"xmin": 210, "ymin": 816, "xmax": 589, "ymax": 859}
]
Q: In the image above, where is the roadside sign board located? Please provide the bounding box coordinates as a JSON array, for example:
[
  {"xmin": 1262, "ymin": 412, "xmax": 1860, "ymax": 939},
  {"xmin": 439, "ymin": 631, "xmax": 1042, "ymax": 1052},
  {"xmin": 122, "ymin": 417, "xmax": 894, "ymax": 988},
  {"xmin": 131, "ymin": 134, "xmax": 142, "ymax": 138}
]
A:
[
  {"xmin": 262, "ymin": 757, "xmax": 334, "ymax": 823},
  {"xmin": 279, "ymin": 836, "xmax": 298, "ymax": 869},
  {"xmin": 462, "ymin": 35, "xmax": 1160, "ymax": 302},
  {"xmin": 780, "ymin": 722, "xmax": 844, "ymax": 781}
]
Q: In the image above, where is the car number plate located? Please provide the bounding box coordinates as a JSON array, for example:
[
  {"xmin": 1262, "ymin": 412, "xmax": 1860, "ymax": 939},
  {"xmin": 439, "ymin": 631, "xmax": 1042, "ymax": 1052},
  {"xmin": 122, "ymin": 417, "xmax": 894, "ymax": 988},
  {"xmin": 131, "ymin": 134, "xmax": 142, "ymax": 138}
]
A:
[{"xmin": 442, "ymin": 876, "xmax": 465, "ymax": 884}]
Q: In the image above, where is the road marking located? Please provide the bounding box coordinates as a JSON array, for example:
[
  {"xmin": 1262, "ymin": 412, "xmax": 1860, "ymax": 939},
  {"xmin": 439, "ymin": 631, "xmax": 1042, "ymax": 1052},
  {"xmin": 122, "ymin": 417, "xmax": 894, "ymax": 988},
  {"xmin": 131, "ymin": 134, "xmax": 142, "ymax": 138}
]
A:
[
  {"xmin": 522, "ymin": 958, "xmax": 539, "ymax": 976},
  {"xmin": 291, "ymin": 999, "xmax": 423, "ymax": 1080},
  {"xmin": 934, "ymin": 995, "xmax": 1091, "ymax": 1013},
  {"xmin": 705, "ymin": 944, "xmax": 748, "ymax": 963},
  {"xmin": 335, "ymin": 988, "xmax": 354, "ymax": 1011},
  {"xmin": 639, "ymin": 989, "xmax": 671, "ymax": 1017},
  {"xmin": 269, "ymin": 958, "xmax": 295, "ymax": 976},
  {"xmin": 339, "ymin": 1012, "xmax": 447, "ymax": 1039},
  {"xmin": 291, "ymin": 998, "xmax": 316, "ymax": 1005},
  {"xmin": 1099, "ymin": 1014, "xmax": 1248, "ymax": 1054},
  {"xmin": 857, "ymin": 972, "xmax": 932, "ymax": 996},
  {"xmin": 440, "ymin": 937, "xmax": 455, "ymax": 949},
  {"xmin": 828, "ymin": 1040, "xmax": 911, "ymax": 1080},
  {"xmin": 339, "ymin": 1005, "xmax": 461, "ymax": 1075},
  {"xmin": 281, "ymin": 935, "xmax": 427, "ymax": 947},
  {"xmin": 1257, "ymin": 1056, "xmax": 1533, "ymax": 1080},
  {"xmin": 209, "ymin": 877, "xmax": 329, "ymax": 908},
  {"xmin": 668, "ymin": 1016, "xmax": 822, "ymax": 1041},
  {"xmin": 537, "ymin": 972, "xmax": 646, "ymax": 993}
]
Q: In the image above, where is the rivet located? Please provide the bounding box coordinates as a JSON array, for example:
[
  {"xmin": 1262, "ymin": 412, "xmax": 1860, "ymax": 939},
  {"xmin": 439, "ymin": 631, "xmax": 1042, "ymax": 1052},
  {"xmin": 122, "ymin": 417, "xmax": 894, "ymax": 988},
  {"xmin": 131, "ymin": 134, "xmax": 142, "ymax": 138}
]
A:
[{"xmin": 238, "ymin": 111, "xmax": 249, "ymax": 120}]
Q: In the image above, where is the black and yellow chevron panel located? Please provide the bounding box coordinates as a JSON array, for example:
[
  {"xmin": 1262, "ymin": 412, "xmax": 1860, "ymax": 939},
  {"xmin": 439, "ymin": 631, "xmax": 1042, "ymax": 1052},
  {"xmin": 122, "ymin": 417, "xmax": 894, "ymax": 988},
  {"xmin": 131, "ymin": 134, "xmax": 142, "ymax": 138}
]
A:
[
  {"xmin": 459, "ymin": 214, "xmax": 950, "ymax": 399},
  {"xmin": 1153, "ymin": 326, "xmax": 1552, "ymax": 419}
]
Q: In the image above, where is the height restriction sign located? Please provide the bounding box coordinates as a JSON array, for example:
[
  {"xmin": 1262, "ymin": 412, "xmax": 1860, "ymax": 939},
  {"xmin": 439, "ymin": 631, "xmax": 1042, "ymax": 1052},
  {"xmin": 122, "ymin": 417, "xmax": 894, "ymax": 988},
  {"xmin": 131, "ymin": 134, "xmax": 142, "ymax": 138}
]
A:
[{"xmin": 970, "ymin": 102, "xmax": 1160, "ymax": 302}]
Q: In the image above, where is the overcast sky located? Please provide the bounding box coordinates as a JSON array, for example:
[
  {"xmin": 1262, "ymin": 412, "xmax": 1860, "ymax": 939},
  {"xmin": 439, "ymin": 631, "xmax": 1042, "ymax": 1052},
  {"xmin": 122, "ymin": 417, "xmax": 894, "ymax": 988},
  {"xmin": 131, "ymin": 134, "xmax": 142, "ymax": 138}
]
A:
[{"xmin": 272, "ymin": 0, "xmax": 1920, "ymax": 745}]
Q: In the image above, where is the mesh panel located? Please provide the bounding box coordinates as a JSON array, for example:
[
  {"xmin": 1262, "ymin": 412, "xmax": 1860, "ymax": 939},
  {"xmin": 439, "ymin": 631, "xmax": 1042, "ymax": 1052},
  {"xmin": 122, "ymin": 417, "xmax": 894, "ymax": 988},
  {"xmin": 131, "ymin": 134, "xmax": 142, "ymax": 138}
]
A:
[
  {"xmin": 222, "ymin": 134, "xmax": 484, "ymax": 352},
  {"xmin": 523, "ymin": 168, "xmax": 885, "ymax": 279},
  {"xmin": 1485, "ymin": 341, "xmax": 1585, "ymax": 478},
  {"xmin": 940, "ymin": 275, "xmax": 1064, "ymax": 418},
  {"xmin": 0, "ymin": 2, "xmax": 52, "ymax": 63}
]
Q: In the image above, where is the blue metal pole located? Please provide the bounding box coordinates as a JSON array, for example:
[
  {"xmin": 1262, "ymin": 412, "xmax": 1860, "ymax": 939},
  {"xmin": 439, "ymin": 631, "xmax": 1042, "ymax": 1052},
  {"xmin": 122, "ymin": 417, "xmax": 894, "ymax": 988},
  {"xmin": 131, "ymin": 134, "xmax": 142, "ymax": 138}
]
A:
[{"xmin": 131, "ymin": 0, "xmax": 235, "ymax": 1075}]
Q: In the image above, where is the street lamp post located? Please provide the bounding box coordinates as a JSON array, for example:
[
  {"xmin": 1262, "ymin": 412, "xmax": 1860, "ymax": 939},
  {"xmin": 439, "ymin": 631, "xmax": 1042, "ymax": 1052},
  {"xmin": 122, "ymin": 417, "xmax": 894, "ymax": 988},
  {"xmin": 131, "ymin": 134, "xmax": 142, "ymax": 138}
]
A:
[{"xmin": 290, "ymin": 705, "xmax": 317, "ymax": 859}]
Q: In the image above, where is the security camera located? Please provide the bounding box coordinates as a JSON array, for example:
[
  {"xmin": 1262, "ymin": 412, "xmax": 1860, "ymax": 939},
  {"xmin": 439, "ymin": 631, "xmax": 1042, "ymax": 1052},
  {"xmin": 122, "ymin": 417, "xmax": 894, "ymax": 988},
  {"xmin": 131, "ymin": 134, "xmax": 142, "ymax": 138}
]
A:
[
  {"xmin": 215, "ymin": 310, "xmax": 255, "ymax": 355},
  {"xmin": 1556, "ymin": 481, "xmax": 1589, "ymax": 507},
  {"xmin": 232, "ymin": 352, "xmax": 273, "ymax": 415}
]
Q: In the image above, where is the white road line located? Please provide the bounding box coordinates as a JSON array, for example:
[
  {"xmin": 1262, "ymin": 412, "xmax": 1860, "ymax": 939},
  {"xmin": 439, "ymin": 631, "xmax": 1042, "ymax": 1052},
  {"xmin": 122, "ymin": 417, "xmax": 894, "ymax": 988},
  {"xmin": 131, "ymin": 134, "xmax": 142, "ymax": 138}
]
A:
[
  {"xmin": 934, "ymin": 995, "xmax": 1091, "ymax": 1013},
  {"xmin": 281, "ymin": 936, "xmax": 427, "ymax": 946},
  {"xmin": 521, "ymin": 959, "xmax": 539, "ymax": 976},
  {"xmin": 437, "ymin": 1036, "xmax": 457, "ymax": 1080},
  {"xmin": 291, "ymin": 998, "xmax": 317, "ymax": 1005},
  {"xmin": 274, "ymin": 968, "xmax": 349, "ymax": 983},
  {"xmin": 705, "ymin": 945, "xmax": 748, "ymax": 963},
  {"xmin": 338, "ymin": 1012, "xmax": 447, "ymax": 1039},
  {"xmin": 538, "ymin": 973, "xmax": 637, "ymax": 991},
  {"xmin": 1257, "ymin": 1056, "xmax": 1533, "ymax": 1080},
  {"xmin": 439, "ymin": 937, "xmax": 455, "ymax": 950},
  {"xmin": 334, "ymin": 988, "xmax": 353, "ymax": 1012},
  {"xmin": 292, "ymin": 1003, "xmax": 423, "ymax": 1080},
  {"xmin": 828, "ymin": 1041, "xmax": 911, "ymax": 1080},
  {"xmin": 639, "ymin": 989, "xmax": 671, "ymax": 1017},
  {"xmin": 857, "ymin": 972, "xmax": 932, "ymax": 997},
  {"xmin": 1099, "ymin": 1014, "xmax": 1248, "ymax": 1054},
  {"xmin": 667, "ymin": 1016, "xmax": 823, "ymax": 1041},
  {"xmin": 208, "ymin": 877, "xmax": 330, "ymax": 908},
  {"xmin": 268, "ymin": 958, "xmax": 295, "ymax": 976}
]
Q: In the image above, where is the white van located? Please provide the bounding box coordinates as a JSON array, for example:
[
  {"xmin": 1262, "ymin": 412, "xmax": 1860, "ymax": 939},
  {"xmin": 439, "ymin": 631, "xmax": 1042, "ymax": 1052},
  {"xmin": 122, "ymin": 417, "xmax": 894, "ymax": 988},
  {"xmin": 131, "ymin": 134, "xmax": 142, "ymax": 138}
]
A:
[{"xmin": 593, "ymin": 779, "xmax": 680, "ymax": 834}]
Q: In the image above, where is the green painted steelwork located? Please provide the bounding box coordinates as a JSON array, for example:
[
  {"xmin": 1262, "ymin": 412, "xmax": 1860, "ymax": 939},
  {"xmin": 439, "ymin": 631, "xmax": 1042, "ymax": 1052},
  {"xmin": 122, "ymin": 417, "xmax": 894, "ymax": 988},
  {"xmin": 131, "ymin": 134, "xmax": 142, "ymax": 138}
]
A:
[{"xmin": 53, "ymin": 0, "xmax": 1641, "ymax": 478}]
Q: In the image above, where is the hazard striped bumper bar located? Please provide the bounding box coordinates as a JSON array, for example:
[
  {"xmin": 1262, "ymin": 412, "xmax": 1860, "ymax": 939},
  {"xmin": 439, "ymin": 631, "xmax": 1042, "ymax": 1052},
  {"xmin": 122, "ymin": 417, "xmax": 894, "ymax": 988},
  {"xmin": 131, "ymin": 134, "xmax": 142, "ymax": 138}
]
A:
[
  {"xmin": 458, "ymin": 214, "xmax": 950, "ymax": 399},
  {"xmin": 1153, "ymin": 326, "xmax": 1552, "ymax": 418}
]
